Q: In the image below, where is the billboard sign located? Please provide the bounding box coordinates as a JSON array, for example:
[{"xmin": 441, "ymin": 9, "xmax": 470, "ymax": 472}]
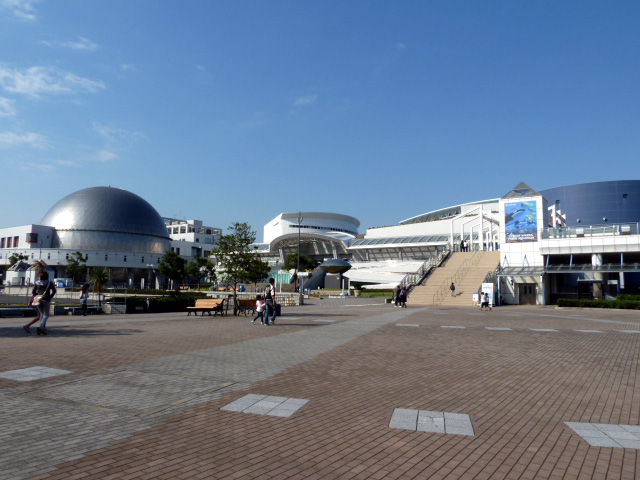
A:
[{"xmin": 505, "ymin": 201, "xmax": 538, "ymax": 243}]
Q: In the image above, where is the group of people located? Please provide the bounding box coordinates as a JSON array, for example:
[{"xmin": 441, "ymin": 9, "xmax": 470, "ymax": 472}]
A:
[
  {"xmin": 251, "ymin": 277, "xmax": 278, "ymax": 325},
  {"xmin": 393, "ymin": 285, "xmax": 408, "ymax": 308},
  {"xmin": 23, "ymin": 272, "xmax": 91, "ymax": 336},
  {"xmin": 459, "ymin": 239, "xmax": 471, "ymax": 252},
  {"xmin": 479, "ymin": 292, "xmax": 492, "ymax": 311}
]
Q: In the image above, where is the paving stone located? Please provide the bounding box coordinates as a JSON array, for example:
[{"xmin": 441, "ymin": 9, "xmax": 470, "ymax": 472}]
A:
[
  {"xmin": 618, "ymin": 330, "xmax": 640, "ymax": 334},
  {"xmin": 441, "ymin": 325, "xmax": 466, "ymax": 329},
  {"xmin": 486, "ymin": 327, "xmax": 513, "ymax": 331},
  {"xmin": 575, "ymin": 330, "xmax": 604, "ymax": 333},
  {"xmin": 0, "ymin": 367, "xmax": 72, "ymax": 382},
  {"xmin": 395, "ymin": 324, "xmax": 420, "ymax": 327},
  {"xmin": 529, "ymin": 328, "xmax": 559, "ymax": 332}
]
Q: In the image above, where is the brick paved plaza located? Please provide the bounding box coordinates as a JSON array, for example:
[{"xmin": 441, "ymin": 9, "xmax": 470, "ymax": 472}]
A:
[{"xmin": 1, "ymin": 301, "xmax": 640, "ymax": 479}]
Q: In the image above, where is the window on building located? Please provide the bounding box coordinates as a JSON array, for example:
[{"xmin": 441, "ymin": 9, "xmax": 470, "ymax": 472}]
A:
[
  {"xmin": 124, "ymin": 255, "xmax": 127, "ymax": 262},
  {"xmin": 105, "ymin": 254, "xmax": 108, "ymax": 261},
  {"xmin": 66, "ymin": 253, "xmax": 69, "ymax": 260},
  {"xmin": 7, "ymin": 237, "xmax": 12, "ymax": 248},
  {"xmin": 0, "ymin": 238, "xmax": 5, "ymax": 248},
  {"xmin": 180, "ymin": 226, "xmax": 186, "ymax": 233},
  {"xmin": 13, "ymin": 236, "xmax": 19, "ymax": 248},
  {"xmin": 173, "ymin": 227, "xmax": 179, "ymax": 234},
  {"xmin": 141, "ymin": 256, "xmax": 145, "ymax": 263},
  {"xmin": 47, "ymin": 253, "xmax": 50, "ymax": 260},
  {"xmin": 206, "ymin": 229, "xmax": 212, "ymax": 234},
  {"xmin": 176, "ymin": 248, "xmax": 180, "ymax": 255},
  {"xmin": 196, "ymin": 238, "xmax": 200, "ymax": 242},
  {"xmin": 31, "ymin": 253, "xmax": 34, "ymax": 259},
  {"xmin": 26, "ymin": 233, "xmax": 38, "ymax": 243}
]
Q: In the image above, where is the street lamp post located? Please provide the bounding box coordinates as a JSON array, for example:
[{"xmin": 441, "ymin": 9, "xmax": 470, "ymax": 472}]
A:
[{"xmin": 297, "ymin": 212, "xmax": 303, "ymax": 302}]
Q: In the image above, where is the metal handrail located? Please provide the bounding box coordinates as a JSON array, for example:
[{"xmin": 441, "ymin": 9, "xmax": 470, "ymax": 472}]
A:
[{"xmin": 432, "ymin": 251, "xmax": 482, "ymax": 305}]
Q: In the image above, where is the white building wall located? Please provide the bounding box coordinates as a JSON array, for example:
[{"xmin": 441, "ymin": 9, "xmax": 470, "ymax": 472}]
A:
[
  {"xmin": 0, "ymin": 225, "xmax": 55, "ymax": 250},
  {"xmin": 263, "ymin": 213, "xmax": 360, "ymax": 243}
]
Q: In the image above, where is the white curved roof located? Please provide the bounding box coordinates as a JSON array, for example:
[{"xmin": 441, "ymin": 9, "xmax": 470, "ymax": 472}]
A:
[{"xmin": 279, "ymin": 212, "xmax": 360, "ymax": 229}]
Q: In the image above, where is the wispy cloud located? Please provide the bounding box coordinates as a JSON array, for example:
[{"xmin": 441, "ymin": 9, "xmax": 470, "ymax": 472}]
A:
[
  {"xmin": 294, "ymin": 94, "xmax": 318, "ymax": 107},
  {"xmin": 92, "ymin": 121, "xmax": 146, "ymax": 145},
  {"xmin": 0, "ymin": 0, "xmax": 38, "ymax": 21},
  {"xmin": 96, "ymin": 149, "xmax": 118, "ymax": 162},
  {"xmin": 0, "ymin": 97, "xmax": 16, "ymax": 116},
  {"xmin": 41, "ymin": 37, "xmax": 99, "ymax": 52},
  {"xmin": 0, "ymin": 65, "xmax": 105, "ymax": 98},
  {"xmin": 56, "ymin": 159, "xmax": 80, "ymax": 167},
  {"xmin": 22, "ymin": 161, "xmax": 54, "ymax": 171},
  {"xmin": 375, "ymin": 42, "xmax": 408, "ymax": 75},
  {"xmin": 0, "ymin": 131, "xmax": 47, "ymax": 148},
  {"xmin": 121, "ymin": 64, "xmax": 137, "ymax": 72}
]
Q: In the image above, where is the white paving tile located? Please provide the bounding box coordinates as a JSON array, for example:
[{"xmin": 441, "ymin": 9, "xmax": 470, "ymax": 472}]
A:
[
  {"xmin": 391, "ymin": 408, "xmax": 474, "ymax": 436},
  {"xmin": 395, "ymin": 324, "xmax": 420, "ymax": 327},
  {"xmin": 529, "ymin": 328, "xmax": 559, "ymax": 332},
  {"xmin": 441, "ymin": 326, "xmax": 466, "ymax": 329},
  {"xmin": 0, "ymin": 366, "xmax": 72, "ymax": 382},
  {"xmin": 486, "ymin": 327, "xmax": 513, "ymax": 331},
  {"xmin": 619, "ymin": 330, "xmax": 640, "ymax": 334},
  {"xmin": 221, "ymin": 394, "xmax": 308, "ymax": 417},
  {"xmin": 566, "ymin": 422, "xmax": 640, "ymax": 449},
  {"xmin": 575, "ymin": 330, "xmax": 604, "ymax": 333}
]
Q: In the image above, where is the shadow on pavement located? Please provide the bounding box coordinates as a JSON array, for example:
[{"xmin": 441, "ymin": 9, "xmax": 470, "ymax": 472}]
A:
[{"xmin": 0, "ymin": 326, "xmax": 143, "ymax": 338}]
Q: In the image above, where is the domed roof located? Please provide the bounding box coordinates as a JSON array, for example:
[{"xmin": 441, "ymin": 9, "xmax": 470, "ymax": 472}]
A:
[{"xmin": 39, "ymin": 187, "xmax": 170, "ymax": 253}]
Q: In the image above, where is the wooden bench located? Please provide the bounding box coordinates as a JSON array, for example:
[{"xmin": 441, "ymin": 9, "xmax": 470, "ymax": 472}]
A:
[
  {"xmin": 235, "ymin": 298, "xmax": 256, "ymax": 316},
  {"xmin": 186, "ymin": 298, "xmax": 225, "ymax": 316}
]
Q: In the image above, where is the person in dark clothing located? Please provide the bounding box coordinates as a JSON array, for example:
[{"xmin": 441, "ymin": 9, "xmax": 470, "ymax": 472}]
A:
[{"xmin": 31, "ymin": 271, "xmax": 56, "ymax": 335}]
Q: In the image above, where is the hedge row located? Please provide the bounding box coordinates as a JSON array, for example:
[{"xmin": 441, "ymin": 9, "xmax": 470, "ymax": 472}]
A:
[
  {"xmin": 557, "ymin": 298, "xmax": 640, "ymax": 309},
  {"xmin": 107, "ymin": 295, "xmax": 203, "ymax": 313},
  {"xmin": 617, "ymin": 294, "xmax": 640, "ymax": 302}
]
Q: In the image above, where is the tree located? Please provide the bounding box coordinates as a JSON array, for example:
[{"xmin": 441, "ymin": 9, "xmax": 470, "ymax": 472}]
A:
[
  {"xmin": 212, "ymin": 222, "xmax": 270, "ymax": 314},
  {"xmin": 283, "ymin": 253, "xmax": 315, "ymax": 274},
  {"xmin": 9, "ymin": 253, "xmax": 28, "ymax": 266},
  {"xmin": 90, "ymin": 267, "xmax": 109, "ymax": 306},
  {"xmin": 66, "ymin": 251, "xmax": 87, "ymax": 284},
  {"xmin": 158, "ymin": 251, "xmax": 186, "ymax": 289},
  {"xmin": 186, "ymin": 254, "xmax": 216, "ymax": 287}
]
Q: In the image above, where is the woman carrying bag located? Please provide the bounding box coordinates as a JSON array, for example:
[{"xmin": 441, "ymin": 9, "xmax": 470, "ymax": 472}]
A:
[{"xmin": 31, "ymin": 271, "xmax": 56, "ymax": 335}]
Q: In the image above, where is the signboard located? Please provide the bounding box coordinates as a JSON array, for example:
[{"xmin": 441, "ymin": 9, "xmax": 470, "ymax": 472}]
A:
[
  {"xmin": 481, "ymin": 283, "xmax": 494, "ymax": 306},
  {"xmin": 505, "ymin": 201, "xmax": 538, "ymax": 243}
]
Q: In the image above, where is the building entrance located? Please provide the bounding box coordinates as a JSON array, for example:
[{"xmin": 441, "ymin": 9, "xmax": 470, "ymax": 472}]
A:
[{"xmin": 519, "ymin": 284, "xmax": 537, "ymax": 305}]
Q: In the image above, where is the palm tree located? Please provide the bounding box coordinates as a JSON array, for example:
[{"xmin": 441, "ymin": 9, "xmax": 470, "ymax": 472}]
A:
[{"xmin": 89, "ymin": 267, "xmax": 109, "ymax": 306}]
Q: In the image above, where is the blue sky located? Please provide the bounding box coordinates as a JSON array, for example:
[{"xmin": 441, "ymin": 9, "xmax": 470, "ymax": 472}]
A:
[{"xmin": 1, "ymin": 1, "xmax": 638, "ymax": 241}]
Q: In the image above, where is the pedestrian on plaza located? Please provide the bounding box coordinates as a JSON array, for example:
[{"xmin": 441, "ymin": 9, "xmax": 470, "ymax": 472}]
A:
[
  {"xmin": 481, "ymin": 292, "xmax": 492, "ymax": 311},
  {"xmin": 252, "ymin": 295, "xmax": 266, "ymax": 325},
  {"xmin": 264, "ymin": 278, "xmax": 278, "ymax": 325},
  {"xmin": 23, "ymin": 296, "xmax": 41, "ymax": 334},
  {"xmin": 393, "ymin": 284, "xmax": 401, "ymax": 307},
  {"xmin": 399, "ymin": 286, "xmax": 408, "ymax": 308},
  {"xmin": 450, "ymin": 282, "xmax": 456, "ymax": 297},
  {"xmin": 79, "ymin": 283, "xmax": 90, "ymax": 316},
  {"xmin": 31, "ymin": 271, "xmax": 56, "ymax": 335},
  {"xmin": 460, "ymin": 239, "xmax": 465, "ymax": 252}
]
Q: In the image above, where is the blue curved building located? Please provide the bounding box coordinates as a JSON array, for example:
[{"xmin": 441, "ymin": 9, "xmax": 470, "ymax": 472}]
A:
[{"xmin": 541, "ymin": 180, "xmax": 640, "ymax": 227}]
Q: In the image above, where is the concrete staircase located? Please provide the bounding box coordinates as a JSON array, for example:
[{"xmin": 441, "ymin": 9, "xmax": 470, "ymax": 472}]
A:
[{"xmin": 409, "ymin": 251, "xmax": 500, "ymax": 306}]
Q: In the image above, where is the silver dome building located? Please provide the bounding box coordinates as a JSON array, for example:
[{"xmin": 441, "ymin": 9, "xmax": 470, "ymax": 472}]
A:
[{"xmin": 40, "ymin": 187, "xmax": 170, "ymax": 254}]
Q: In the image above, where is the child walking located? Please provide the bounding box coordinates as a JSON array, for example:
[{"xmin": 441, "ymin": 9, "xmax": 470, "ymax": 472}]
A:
[{"xmin": 252, "ymin": 295, "xmax": 266, "ymax": 325}]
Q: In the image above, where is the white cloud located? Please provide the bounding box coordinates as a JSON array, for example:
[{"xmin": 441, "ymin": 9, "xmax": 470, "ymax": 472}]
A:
[
  {"xmin": 92, "ymin": 121, "xmax": 145, "ymax": 145},
  {"xmin": 96, "ymin": 149, "xmax": 118, "ymax": 162},
  {"xmin": 0, "ymin": 97, "xmax": 16, "ymax": 116},
  {"xmin": 22, "ymin": 161, "xmax": 54, "ymax": 171},
  {"xmin": 294, "ymin": 94, "xmax": 318, "ymax": 107},
  {"xmin": 41, "ymin": 37, "xmax": 99, "ymax": 52},
  {"xmin": 0, "ymin": 131, "xmax": 47, "ymax": 148},
  {"xmin": 0, "ymin": 0, "xmax": 38, "ymax": 21},
  {"xmin": 396, "ymin": 42, "xmax": 407, "ymax": 52},
  {"xmin": 56, "ymin": 159, "xmax": 80, "ymax": 167},
  {"xmin": 121, "ymin": 64, "xmax": 137, "ymax": 72},
  {"xmin": 0, "ymin": 65, "xmax": 105, "ymax": 98}
]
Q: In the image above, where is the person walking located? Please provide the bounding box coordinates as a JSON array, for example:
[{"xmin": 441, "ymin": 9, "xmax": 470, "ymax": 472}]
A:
[
  {"xmin": 264, "ymin": 278, "xmax": 278, "ymax": 325},
  {"xmin": 399, "ymin": 286, "xmax": 408, "ymax": 308},
  {"xmin": 393, "ymin": 284, "xmax": 401, "ymax": 307},
  {"xmin": 31, "ymin": 271, "xmax": 56, "ymax": 335},
  {"xmin": 481, "ymin": 292, "xmax": 492, "ymax": 311},
  {"xmin": 79, "ymin": 283, "xmax": 90, "ymax": 316},
  {"xmin": 450, "ymin": 282, "xmax": 456, "ymax": 297},
  {"xmin": 252, "ymin": 295, "xmax": 266, "ymax": 324}
]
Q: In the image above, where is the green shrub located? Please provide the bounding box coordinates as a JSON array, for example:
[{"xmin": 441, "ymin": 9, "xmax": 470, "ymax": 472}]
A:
[
  {"xmin": 617, "ymin": 294, "xmax": 640, "ymax": 301},
  {"xmin": 557, "ymin": 298, "xmax": 640, "ymax": 309}
]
